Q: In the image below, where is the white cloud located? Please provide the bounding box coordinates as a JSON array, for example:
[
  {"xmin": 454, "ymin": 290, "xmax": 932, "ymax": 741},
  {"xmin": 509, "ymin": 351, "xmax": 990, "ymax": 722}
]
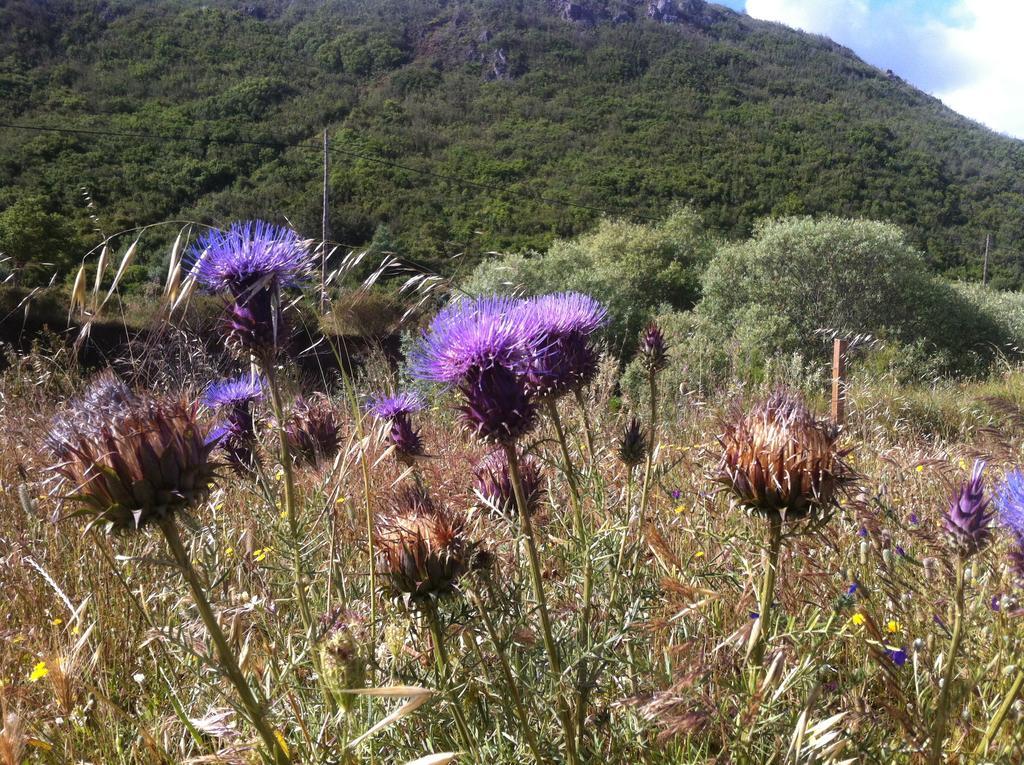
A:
[
  {"xmin": 935, "ymin": 0, "xmax": 1024, "ymax": 138},
  {"xmin": 742, "ymin": 0, "xmax": 1024, "ymax": 138}
]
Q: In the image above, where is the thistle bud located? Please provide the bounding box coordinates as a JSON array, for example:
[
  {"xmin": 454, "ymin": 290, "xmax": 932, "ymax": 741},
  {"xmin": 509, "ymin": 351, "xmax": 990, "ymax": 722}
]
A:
[
  {"xmin": 715, "ymin": 390, "xmax": 853, "ymax": 522},
  {"xmin": 319, "ymin": 610, "xmax": 369, "ymax": 711},
  {"xmin": 367, "ymin": 392, "xmax": 425, "ymax": 465},
  {"xmin": 375, "ymin": 487, "xmax": 472, "ymax": 601},
  {"xmin": 473, "ymin": 449, "xmax": 544, "ymax": 519},
  {"xmin": 639, "ymin": 323, "xmax": 668, "ymax": 374},
  {"xmin": 284, "ymin": 394, "xmax": 341, "ymax": 466},
  {"xmin": 943, "ymin": 460, "xmax": 992, "ymax": 558},
  {"xmin": 618, "ymin": 417, "xmax": 647, "ymax": 468},
  {"xmin": 47, "ymin": 381, "xmax": 216, "ymax": 532}
]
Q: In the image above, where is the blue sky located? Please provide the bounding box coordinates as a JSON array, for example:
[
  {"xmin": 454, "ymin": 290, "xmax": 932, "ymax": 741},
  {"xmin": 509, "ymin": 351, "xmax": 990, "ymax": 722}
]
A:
[{"xmin": 714, "ymin": 0, "xmax": 1024, "ymax": 139}]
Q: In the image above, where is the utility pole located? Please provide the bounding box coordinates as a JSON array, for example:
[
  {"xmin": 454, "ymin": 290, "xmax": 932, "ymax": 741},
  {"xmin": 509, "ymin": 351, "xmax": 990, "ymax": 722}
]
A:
[
  {"xmin": 321, "ymin": 128, "xmax": 330, "ymax": 312},
  {"xmin": 983, "ymin": 232, "xmax": 991, "ymax": 286}
]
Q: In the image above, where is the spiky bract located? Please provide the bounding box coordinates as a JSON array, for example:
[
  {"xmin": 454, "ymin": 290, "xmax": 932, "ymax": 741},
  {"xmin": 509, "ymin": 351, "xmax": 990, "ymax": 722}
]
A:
[
  {"xmin": 618, "ymin": 416, "xmax": 647, "ymax": 468},
  {"xmin": 640, "ymin": 323, "xmax": 669, "ymax": 373},
  {"xmin": 284, "ymin": 394, "xmax": 342, "ymax": 466}
]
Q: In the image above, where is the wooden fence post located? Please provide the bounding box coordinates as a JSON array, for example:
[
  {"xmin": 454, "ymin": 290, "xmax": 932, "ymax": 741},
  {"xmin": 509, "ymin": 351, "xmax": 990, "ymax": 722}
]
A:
[{"xmin": 832, "ymin": 338, "xmax": 848, "ymax": 426}]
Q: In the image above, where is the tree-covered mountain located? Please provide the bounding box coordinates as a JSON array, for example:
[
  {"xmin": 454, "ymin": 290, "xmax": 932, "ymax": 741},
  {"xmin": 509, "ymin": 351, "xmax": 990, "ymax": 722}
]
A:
[{"xmin": 2, "ymin": 0, "xmax": 1023, "ymax": 287}]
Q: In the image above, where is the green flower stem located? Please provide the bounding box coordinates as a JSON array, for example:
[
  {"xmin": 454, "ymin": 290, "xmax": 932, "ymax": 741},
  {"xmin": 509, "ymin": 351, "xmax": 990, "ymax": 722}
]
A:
[
  {"xmin": 607, "ymin": 468, "xmax": 634, "ymax": 605},
  {"xmin": 977, "ymin": 666, "xmax": 1024, "ymax": 755},
  {"xmin": 423, "ymin": 599, "xmax": 476, "ymax": 759},
  {"xmin": 469, "ymin": 583, "xmax": 546, "ymax": 764},
  {"xmin": 747, "ymin": 513, "xmax": 783, "ymax": 694},
  {"xmin": 545, "ymin": 397, "xmax": 595, "ymax": 743},
  {"xmin": 545, "ymin": 400, "xmax": 582, "ymax": 531},
  {"xmin": 572, "ymin": 388, "xmax": 596, "ymax": 464},
  {"xmin": 637, "ymin": 372, "xmax": 658, "ymax": 532},
  {"xmin": 503, "ymin": 443, "xmax": 580, "ymax": 765},
  {"xmin": 928, "ymin": 557, "xmax": 967, "ymax": 765},
  {"xmin": 263, "ymin": 365, "xmax": 314, "ymax": 638},
  {"xmin": 159, "ymin": 518, "xmax": 290, "ymax": 765}
]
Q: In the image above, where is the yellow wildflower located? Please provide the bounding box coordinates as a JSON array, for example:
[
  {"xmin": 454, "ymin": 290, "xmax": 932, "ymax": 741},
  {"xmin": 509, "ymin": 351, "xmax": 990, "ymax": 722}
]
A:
[
  {"xmin": 29, "ymin": 661, "xmax": 48, "ymax": 682},
  {"xmin": 850, "ymin": 613, "xmax": 865, "ymax": 626},
  {"xmin": 887, "ymin": 619, "xmax": 901, "ymax": 633}
]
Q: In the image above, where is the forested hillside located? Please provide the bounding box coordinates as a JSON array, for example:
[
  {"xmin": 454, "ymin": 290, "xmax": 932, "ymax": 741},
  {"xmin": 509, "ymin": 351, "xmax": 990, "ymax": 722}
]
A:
[{"xmin": 2, "ymin": 0, "xmax": 1023, "ymax": 286}]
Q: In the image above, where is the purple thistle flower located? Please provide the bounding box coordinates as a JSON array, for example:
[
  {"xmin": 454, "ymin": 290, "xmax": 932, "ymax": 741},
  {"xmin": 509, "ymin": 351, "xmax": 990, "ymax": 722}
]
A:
[
  {"xmin": 410, "ymin": 296, "xmax": 538, "ymax": 385},
  {"xmin": 187, "ymin": 221, "xmax": 312, "ymax": 358},
  {"xmin": 367, "ymin": 391, "xmax": 425, "ymax": 421},
  {"xmin": 671, "ymin": 489, "xmax": 682, "ymax": 500},
  {"xmin": 518, "ymin": 292, "xmax": 607, "ymax": 399},
  {"xmin": 944, "ymin": 460, "xmax": 993, "ymax": 557},
  {"xmin": 203, "ymin": 374, "xmax": 266, "ymax": 409},
  {"xmin": 188, "ymin": 221, "xmax": 312, "ymax": 294},
  {"xmin": 368, "ymin": 392, "xmax": 426, "ymax": 464},
  {"xmin": 909, "ymin": 512, "xmax": 919, "ymax": 525},
  {"xmin": 412, "ymin": 296, "xmax": 541, "ymax": 444},
  {"xmin": 847, "ymin": 583, "xmax": 858, "ymax": 595},
  {"xmin": 203, "ymin": 375, "xmax": 263, "ymax": 475},
  {"xmin": 996, "ymin": 469, "xmax": 1024, "ymax": 580},
  {"xmin": 858, "ymin": 526, "xmax": 868, "ymax": 538}
]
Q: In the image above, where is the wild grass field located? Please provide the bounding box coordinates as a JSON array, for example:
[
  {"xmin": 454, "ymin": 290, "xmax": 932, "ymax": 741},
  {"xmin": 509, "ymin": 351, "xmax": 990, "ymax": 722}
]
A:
[{"xmin": 4, "ymin": 219, "xmax": 1024, "ymax": 765}]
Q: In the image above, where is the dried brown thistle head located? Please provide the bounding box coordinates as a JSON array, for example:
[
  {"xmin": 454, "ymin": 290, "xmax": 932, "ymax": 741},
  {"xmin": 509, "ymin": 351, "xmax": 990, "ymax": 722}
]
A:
[
  {"xmin": 46, "ymin": 379, "xmax": 216, "ymax": 532},
  {"xmin": 374, "ymin": 486, "xmax": 472, "ymax": 602},
  {"xmin": 716, "ymin": 389, "xmax": 853, "ymax": 522}
]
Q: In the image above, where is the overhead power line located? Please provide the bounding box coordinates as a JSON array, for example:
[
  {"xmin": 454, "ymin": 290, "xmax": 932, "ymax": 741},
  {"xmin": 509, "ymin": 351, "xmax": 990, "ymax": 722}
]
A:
[{"xmin": 0, "ymin": 120, "xmax": 658, "ymax": 222}]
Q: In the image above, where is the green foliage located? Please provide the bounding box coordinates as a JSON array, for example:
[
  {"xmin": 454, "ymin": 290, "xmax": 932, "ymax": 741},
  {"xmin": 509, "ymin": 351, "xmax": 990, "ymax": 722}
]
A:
[
  {"xmin": 695, "ymin": 216, "xmax": 1008, "ymax": 378},
  {"xmin": 464, "ymin": 206, "xmax": 715, "ymax": 347},
  {"xmin": 0, "ymin": 196, "xmax": 81, "ymax": 284},
  {"xmin": 1, "ymin": 0, "xmax": 1023, "ymax": 287}
]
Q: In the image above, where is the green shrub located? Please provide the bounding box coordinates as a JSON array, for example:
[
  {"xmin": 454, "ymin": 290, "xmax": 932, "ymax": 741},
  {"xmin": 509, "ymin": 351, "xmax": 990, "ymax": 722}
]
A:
[
  {"xmin": 696, "ymin": 216, "xmax": 1008, "ymax": 378},
  {"xmin": 463, "ymin": 207, "xmax": 717, "ymax": 350}
]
